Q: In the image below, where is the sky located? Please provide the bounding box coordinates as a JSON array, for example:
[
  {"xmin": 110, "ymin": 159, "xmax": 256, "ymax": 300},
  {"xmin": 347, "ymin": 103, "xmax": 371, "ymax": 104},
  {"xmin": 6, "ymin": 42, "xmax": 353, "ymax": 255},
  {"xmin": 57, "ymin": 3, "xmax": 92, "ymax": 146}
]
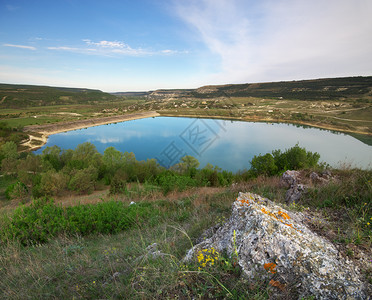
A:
[{"xmin": 0, "ymin": 0, "xmax": 371, "ymax": 92}]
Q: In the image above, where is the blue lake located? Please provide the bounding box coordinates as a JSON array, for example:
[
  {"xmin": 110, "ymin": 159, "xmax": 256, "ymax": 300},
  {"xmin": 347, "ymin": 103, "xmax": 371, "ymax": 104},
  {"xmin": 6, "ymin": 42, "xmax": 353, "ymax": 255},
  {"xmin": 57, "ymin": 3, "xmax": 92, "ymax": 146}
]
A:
[{"xmin": 35, "ymin": 117, "xmax": 372, "ymax": 172}]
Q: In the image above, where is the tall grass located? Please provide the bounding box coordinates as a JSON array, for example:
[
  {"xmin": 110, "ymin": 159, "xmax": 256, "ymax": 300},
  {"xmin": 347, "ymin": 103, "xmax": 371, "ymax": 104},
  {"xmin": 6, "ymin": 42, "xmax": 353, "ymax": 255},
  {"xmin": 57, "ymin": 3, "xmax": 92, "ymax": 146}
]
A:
[{"xmin": 0, "ymin": 167, "xmax": 371, "ymax": 298}]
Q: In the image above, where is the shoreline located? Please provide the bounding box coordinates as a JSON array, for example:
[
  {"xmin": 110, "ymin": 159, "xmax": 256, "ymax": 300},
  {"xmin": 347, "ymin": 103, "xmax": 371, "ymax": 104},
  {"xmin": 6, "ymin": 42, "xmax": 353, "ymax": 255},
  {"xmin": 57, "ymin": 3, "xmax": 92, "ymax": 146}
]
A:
[
  {"xmin": 22, "ymin": 111, "xmax": 160, "ymax": 151},
  {"xmin": 158, "ymin": 112, "xmax": 372, "ymax": 137},
  {"xmin": 21, "ymin": 110, "xmax": 371, "ymax": 152}
]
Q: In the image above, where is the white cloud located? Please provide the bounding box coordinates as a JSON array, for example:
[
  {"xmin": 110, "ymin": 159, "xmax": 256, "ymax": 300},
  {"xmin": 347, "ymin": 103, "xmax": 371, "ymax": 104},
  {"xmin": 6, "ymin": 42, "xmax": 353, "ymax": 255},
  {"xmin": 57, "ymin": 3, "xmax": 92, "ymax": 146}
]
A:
[
  {"xmin": 174, "ymin": 0, "xmax": 372, "ymax": 83},
  {"xmin": 47, "ymin": 39, "xmax": 184, "ymax": 57},
  {"xmin": 47, "ymin": 46, "xmax": 97, "ymax": 54},
  {"xmin": 83, "ymin": 39, "xmax": 126, "ymax": 48},
  {"xmin": 3, "ymin": 44, "xmax": 36, "ymax": 50}
]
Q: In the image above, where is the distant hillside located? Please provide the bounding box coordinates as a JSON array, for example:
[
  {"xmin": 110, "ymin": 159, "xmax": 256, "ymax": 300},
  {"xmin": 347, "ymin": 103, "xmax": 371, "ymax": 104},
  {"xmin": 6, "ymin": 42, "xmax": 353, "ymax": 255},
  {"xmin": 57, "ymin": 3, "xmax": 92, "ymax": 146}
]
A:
[
  {"xmin": 124, "ymin": 76, "xmax": 372, "ymax": 101},
  {"xmin": 0, "ymin": 84, "xmax": 117, "ymax": 108},
  {"xmin": 191, "ymin": 76, "xmax": 372, "ymax": 100},
  {"xmin": 111, "ymin": 91, "xmax": 149, "ymax": 97}
]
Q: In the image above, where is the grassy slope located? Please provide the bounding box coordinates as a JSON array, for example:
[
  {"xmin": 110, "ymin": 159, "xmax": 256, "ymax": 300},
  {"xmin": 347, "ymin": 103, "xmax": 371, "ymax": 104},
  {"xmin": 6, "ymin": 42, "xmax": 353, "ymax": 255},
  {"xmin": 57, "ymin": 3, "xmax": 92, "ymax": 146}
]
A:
[
  {"xmin": 0, "ymin": 84, "xmax": 117, "ymax": 108},
  {"xmin": 0, "ymin": 169, "xmax": 371, "ymax": 299},
  {"xmin": 191, "ymin": 76, "xmax": 372, "ymax": 99}
]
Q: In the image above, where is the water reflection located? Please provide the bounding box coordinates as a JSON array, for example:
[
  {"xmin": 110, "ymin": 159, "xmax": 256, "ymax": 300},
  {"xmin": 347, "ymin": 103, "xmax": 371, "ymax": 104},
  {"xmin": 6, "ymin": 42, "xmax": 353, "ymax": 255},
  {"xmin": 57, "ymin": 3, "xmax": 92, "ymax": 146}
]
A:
[{"xmin": 35, "ymin": 117, "xmax": 372, "ymax": 172}]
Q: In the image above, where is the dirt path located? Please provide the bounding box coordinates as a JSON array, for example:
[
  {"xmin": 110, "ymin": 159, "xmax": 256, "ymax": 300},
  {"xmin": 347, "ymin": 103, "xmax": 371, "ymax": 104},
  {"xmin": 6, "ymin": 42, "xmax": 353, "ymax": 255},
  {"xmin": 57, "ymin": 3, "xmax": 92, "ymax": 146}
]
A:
[{"xmin": 21, "ymin": 111, "xmax": 160, "ymax": 151}]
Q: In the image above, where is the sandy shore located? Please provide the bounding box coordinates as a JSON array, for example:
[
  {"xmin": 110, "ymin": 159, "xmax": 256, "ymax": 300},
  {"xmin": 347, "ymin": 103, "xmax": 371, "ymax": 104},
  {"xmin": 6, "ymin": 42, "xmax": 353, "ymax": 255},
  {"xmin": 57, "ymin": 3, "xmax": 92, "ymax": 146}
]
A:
[
  {"xmin": 159, "ymin": 112, "xmax": 372, "ymax": 136},
  {"xmin": 22, "ymin": 111, "xmax": 160, "ymax": 151}
]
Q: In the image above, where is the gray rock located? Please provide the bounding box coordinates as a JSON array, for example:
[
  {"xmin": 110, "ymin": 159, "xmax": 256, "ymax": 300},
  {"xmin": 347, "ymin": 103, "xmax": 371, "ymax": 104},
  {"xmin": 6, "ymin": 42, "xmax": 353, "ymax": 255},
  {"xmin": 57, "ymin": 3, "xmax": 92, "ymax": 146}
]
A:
[
  {"xmin": 184, "ymin": 192, "xmax": 366, "ymax": 299},
  {"xmin": 311, "ymin": 171, "xmax": 333, "ymax": 184},
  {"xmin": 281, "ymin": 170, "xmax": 301, "ymax": 188},
  {"xmin": 285, "ymin": 184, "xmax": 307, "ymax": 205}
]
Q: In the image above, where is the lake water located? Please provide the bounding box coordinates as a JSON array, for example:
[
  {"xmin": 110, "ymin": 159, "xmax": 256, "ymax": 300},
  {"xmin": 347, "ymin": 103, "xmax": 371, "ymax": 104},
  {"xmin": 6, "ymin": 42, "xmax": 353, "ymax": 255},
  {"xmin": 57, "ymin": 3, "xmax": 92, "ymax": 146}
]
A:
[{"xmin": 35, "ymin": 117, "xmax": 372, "ymax": 172}]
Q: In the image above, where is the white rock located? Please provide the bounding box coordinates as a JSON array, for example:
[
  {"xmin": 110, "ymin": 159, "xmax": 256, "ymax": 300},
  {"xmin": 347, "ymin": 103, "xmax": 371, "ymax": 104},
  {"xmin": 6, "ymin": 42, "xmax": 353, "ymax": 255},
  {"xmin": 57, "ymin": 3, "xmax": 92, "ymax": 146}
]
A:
[{"xmin": 184, "ymin": 192, "xmax": 367, "ymax": 299}]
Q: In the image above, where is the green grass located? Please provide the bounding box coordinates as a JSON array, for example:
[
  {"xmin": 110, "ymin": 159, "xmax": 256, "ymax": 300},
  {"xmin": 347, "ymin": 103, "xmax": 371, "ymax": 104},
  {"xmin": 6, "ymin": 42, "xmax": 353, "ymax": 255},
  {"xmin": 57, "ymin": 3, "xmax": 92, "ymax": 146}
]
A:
[
  {"xmin": 1, "ymin": 191, "xmax": 270, "ymax": 299},
  {"xmin": 0, "ymin": 166, "xmax": 371, "ymax": 298},
  {"xmin": 0, "ymin": 166, "xmax": 372, "ymax": 299}
]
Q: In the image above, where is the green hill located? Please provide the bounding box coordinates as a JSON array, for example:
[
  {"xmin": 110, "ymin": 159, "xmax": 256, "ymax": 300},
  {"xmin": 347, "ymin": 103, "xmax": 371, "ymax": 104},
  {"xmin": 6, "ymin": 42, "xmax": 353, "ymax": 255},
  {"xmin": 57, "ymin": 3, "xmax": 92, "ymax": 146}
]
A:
[
  {"xmin": 191, "ymin": 76, "xmax": 372, "ymax": 100},
  {"xmin": 140, "ymin": 76, "xmax": 372, "ymax": 101},
  {"xmin": 0, "ymin": 84, "xmax": 117, "ymax": 108}
]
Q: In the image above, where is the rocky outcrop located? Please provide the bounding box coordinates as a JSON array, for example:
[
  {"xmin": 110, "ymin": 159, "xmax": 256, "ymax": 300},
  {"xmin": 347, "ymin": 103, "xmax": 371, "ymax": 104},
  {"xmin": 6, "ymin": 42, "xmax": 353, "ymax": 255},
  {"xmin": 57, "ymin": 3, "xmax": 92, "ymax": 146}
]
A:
[
  {"xmin": 281, "ymin": 170, "xmax": 335, "ymax": 205},
  {"xmin": 310, "ymin": 170, "xmax": 333, "ymax": 184},
  {"xmin": 281, "ymin": 170, "xmax": 308, "ymax": 205},
  {"xmin": 184, "ymin": 192, "xmax": 366, "ymax": 299}
]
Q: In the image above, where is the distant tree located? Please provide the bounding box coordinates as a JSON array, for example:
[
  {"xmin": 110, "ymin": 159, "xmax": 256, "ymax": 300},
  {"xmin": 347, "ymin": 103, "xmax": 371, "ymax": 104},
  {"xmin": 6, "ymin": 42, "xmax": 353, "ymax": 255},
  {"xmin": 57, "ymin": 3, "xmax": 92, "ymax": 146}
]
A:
[
  {"xmin": 18, "ymin": 153, "xmax": 42, "ymax": 175},
  {"xmin": 173, "ymin": 155, "xmax": 200, "ymax": 173},
  {"xmin": 180, "ymin": 155, "xmax": 200, "ymax": 170},
  {"xmin": 1, "ymin": 157, "xmax": 18, "ymax": 175},
  {"xmin": 40, "ymin": 170, "xmax": 69, "ymax": 196},
  {"xmin": 135, "ymin": 158, "xmax": 161, "ymax": 182},
  {"xmin": 0, "ymin": 141, "xmax": 18, "ymax": 160},
  {"xmin": 42, "ymin": 145, "xmax": 62, "ymax": 171},
  {"xmin": 103, "ymin": 147, "xmax": 124, "ymax": 172},
  {"xmin": 5, "ymin": 181, "xmax": 28, "ymax": 202},
  {"xmin": 68, "ymin": 166, "xmax": 98, "ymax": 194}
]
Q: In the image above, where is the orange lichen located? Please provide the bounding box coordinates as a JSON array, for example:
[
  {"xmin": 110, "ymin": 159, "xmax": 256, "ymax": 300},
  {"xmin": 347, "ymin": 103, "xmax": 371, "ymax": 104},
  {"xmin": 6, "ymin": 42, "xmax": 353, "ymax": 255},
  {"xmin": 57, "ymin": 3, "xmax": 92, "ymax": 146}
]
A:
[
  {"xmin": 237, "ymin": 195, "xmax": 303, "ymax": 233},
  {"xmin": 277, "ymin": 210, "xmax": 291, "ymax": 220},
  {"xmin": 264, "ymin": 262, "xmax": 277, "ymax": 274},
  {"xmin": 269, "ymin": 279, "xmax": 286, "ymax": 291}
]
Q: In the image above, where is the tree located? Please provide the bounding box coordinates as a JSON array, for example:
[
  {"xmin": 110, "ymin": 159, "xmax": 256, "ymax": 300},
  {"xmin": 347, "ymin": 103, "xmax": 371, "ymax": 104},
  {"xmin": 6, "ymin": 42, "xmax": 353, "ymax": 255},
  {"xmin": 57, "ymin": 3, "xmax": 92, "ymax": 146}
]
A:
[
  {"xmin": 180, "ymin": 155, "xmax": 200, "ymax": 170},
  {"xmin": 42, "ymin": 145, "xmax": 62, "ymax": 171},
  {"xmin": 40, "ymin": 170, "xmax": 69, "ymax": 196},
  {"xmin": 0, "ymin": 141, "xmax": 19, "ymax": 160},
  {"xmin": 250, "ymin": 153, "xmax": 277, "ymax": 176},
  {"xmin": 5, "ymin": 181, "xmax": 28, "ymax": 202},
  {"xmin": 173, "ymin": 155, "xmax": 200, "ymax": 173},
  {"xmin": 68, "ymin": 166, "xmax": 98, "ymax": 194},
  {"xmin": 103, "ymin": 147, "xmax": 124, "ymax": 172},
  {"xmin": 18, "ymin": 154, "xmax": 42, "ymax": 175},
  {"xmin": 1, "ymin": 157, "xmax": 18, "ymax": 175}
]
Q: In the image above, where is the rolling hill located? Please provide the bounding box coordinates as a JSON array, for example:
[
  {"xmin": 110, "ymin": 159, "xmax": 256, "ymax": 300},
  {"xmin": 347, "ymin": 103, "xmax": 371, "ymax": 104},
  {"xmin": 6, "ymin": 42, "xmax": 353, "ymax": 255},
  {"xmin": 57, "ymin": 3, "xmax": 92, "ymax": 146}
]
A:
[{"xmin": 0, "ymin": 84, "xmax": 117, "ymax": 108}]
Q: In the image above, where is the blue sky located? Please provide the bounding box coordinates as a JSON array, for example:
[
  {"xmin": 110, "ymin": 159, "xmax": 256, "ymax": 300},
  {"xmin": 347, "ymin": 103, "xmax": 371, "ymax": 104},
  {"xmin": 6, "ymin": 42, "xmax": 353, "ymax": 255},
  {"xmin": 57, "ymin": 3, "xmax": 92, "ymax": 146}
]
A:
[{"xmin": 1, "ymin": 0, "xmax": 371, "ymax": 92}]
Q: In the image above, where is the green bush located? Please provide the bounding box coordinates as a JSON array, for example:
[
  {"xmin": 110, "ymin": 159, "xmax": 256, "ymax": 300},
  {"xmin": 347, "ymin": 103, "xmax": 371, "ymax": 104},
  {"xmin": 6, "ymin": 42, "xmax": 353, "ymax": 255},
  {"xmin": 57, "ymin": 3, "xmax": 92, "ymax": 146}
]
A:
[
  {"xmin": 109, "ymin": 170, "xmax": 127, "ymax": 194},
  {"xmin": 40, "ymin": 171, "xmax": 69, "ymax": 196},
  {"xmin": 250, "ymin": 153, "xmax": 277, "ymax": 176},
  {"xmin": 272, "ymin": 144, "xmax": 320, "ymax": 171},
  {"xmin": 156, "ymin": 172, "xmax": 197, "ymax": 195},
  {"xmin": 68, "ymin": 166, "xmax": 97, "ymax": 194},
  {"xmin": 250, "ymin": 144, "xmax": 320, "ymax": 176},
  {"xmin": 0, "ymin": 198, "xmax": 163, "ymax": 246},
  {"xmin": 5, "ymin": 181, "xmax": 28, "ymax": 201}
]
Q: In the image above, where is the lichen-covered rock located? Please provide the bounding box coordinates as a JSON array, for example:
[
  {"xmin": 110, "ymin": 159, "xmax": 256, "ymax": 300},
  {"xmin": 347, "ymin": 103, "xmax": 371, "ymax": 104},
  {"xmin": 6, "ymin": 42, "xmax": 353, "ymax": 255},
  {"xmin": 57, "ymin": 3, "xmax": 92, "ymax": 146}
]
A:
[
  {"xmin": 184, "ymin": 192, "xmax": 366, "ymax": 299},
  {"xmin": 281, "ymin": 170, "xmax": 301, "ymax": 188}
]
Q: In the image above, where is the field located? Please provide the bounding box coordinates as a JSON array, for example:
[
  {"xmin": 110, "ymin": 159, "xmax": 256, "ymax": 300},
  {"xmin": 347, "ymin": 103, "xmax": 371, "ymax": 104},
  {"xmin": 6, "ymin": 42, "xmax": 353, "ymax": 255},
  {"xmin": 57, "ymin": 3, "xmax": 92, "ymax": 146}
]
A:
[
  {"xmin": 0, "ymin": 169, "xmax": 371, "ymax": 299},
  {"xmin": 0, "ymin": 77, "xmax": 371, "ymax": 298}
]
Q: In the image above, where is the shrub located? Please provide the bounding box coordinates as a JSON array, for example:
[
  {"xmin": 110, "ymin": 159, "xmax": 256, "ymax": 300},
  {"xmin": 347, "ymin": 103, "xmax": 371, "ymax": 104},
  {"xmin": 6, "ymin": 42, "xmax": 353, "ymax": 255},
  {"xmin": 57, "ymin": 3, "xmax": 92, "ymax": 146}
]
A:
[
  {"xmin": 5, "ymin": 181, "xmax": 28, "ymax": 201},
  {"xmin": 272, "ymin": 144, "xmax": 320, "ymax": 171},
  {"xmin": 40, "ymin": 171, "xmax": 69, "ymax": 196},
  {"xmin": 156, "ymin": 172, "xmax": 197, "ymax": 195},
  {"xmin": 250, "ymin": 144, "xmax": 320, "ymax": 176},
  {"xmin": 250, "ymin": 153, "xmax": 277, "ymax": 176},
  {"xmin": 0, "ymin": 198, "xmax": 163, "ymax": 246},
  {"xmin": 109, "ymin": 170, "xmax": 128, "ymax": 194},
  {"xmin": 68, "ymin": 166, "xmax": 97, "ymax": 194}
]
